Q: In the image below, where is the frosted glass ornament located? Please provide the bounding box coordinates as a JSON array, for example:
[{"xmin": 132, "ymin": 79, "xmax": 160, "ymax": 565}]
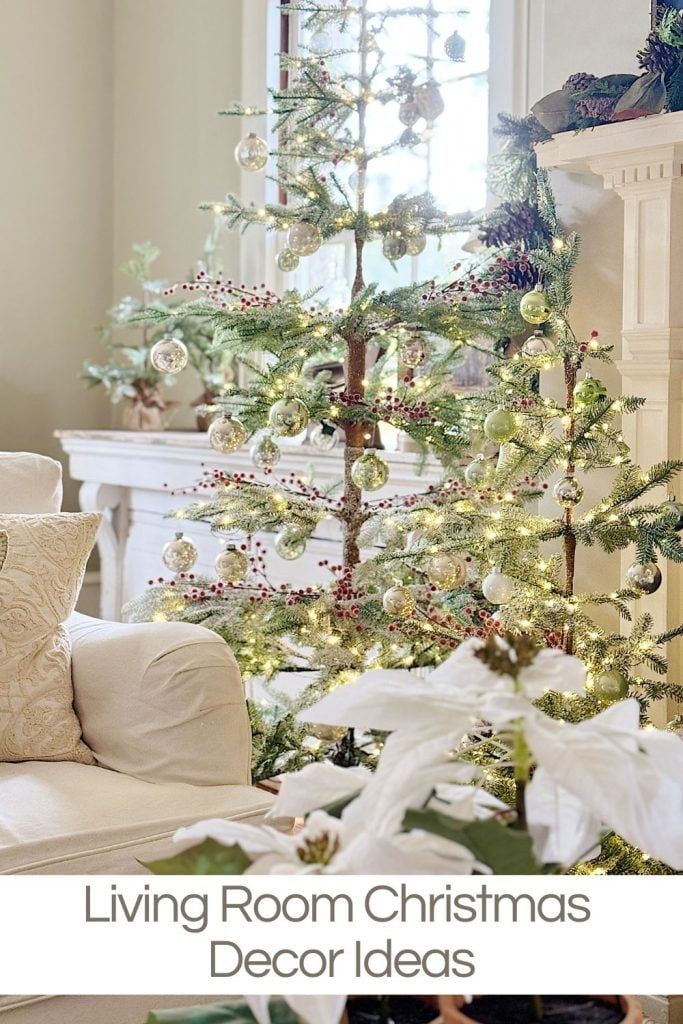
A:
[
  {"xmin": 208, "ymin": 415, "xmax": 248, "ymax": 453},
  {"xmin": 268, "ymin": 397, "xmax": 309, "ymax": 437},
  {"xmin": 427, "ymin": 552, "xmax": 467, "ymax": 590},
  {"xmin": 150, "ymin": 336, "xmax": 188, "ymax": 375},
  {"xmin": 251, "ymin": 434, "xmax": 281, "ymax": 470},
  {"xmin": 275, "ymin": 525, "xmax": 307, "ymax": 560},
  {"xmin": 288, "ymin": 221, "xmax": 322, "ymax": 256},
  {"xmin": 215, "ymin": 545, "xmax": 249, "ymax": 583},
  {"xmin": 351, "ymin": 450, "xmax": 389, "ymax": 491},
  {"xmin": 382, "ymin": 584, "xmax": 416, "ymax": 619},
  {"xmin": 276, "ymin": 248, "xmax": 300, "ymax": 272},
  {"xmin": 310, "ymin": 422, "xmax": 339, "ymax": 452},
  {"xmin": 481, "ymin": 567, "xmax": 515, "ymax": 605},
  {"xmin": 520, "ymin": 285, "xmax": 552, "ymax": 325},
  {"xmin": 234, "ymin": 133, "xmax": 269, "ymax": 172},
  {"xmin": 162, "ymin": 532, "xmax": 198, "ymax": 573}
]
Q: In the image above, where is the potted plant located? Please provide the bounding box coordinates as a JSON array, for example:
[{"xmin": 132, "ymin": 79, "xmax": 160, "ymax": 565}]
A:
[{"xmin": 82, "ymin": 342, "xmax": 179, "ymax": 431}]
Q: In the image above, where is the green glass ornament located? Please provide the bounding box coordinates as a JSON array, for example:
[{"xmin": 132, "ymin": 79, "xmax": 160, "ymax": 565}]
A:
[
  {"xmin": 520, "ymin": 285, "xmax": 552, "ymax": 325},
  {"xmin": 208, "ymin": 415, "xmax": 248, "ymax": 453},
  {"xmin": 215, "ymin": 545, "xmax": 249, "ymax": 583},
  {"xmin": 464, "ymin": 454, "xmax": 495, "ymax": 487},
  {"xmin": 593, "ymin": 669, "xmax": 629, "ymax": 703},
  {"xmin": 382, "ymin": 583, "xmax": 416, "ymax": 619},
  {"xmin": 573, "ymin": 372, "xmax": 608, "ymax": 409},
  {"xmin": 274, "ymin": 525, "xmax": 307, "ymax": 560},
  {"xmin": 483, "ymin": 407, "xmax": 517, "ymax": 443},
  {"xmin": 268, "ymin": 397, "xmax": 309, "ymax": 437},
  {"xmin": 427, "ymin": 552, "xmax": 467, "ymax": 590},
  {"xmin": 351, "ymin": 450, "xmax": 389, "ymax": 491},
  {"xmin": 276, "ymin": 248, "xmax": 300, "ymax": 272},
  {"xmin": 162, "ymin": 532, "xmax": 198, "ymax": 573}
]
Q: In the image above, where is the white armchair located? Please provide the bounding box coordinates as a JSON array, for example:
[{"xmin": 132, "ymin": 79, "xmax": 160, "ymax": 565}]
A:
[{"xmin": 0, "ymin": 452, "xmax": 273, "ymax": 877}]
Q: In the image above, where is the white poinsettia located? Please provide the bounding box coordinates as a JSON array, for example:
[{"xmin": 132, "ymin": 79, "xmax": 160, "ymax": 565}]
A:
[{"xmin": 245, "ymin": 994, "xmax": 347, "ymax": 1024}]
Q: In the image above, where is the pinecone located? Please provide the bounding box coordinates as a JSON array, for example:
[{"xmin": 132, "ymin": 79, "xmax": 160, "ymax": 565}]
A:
[
  {"xmin": 575, "ymin": 95, "xmax": 618, "ymax": 122},
  {"xmin": 478, "ymin": 201, "xmax": 548, "ymax": 249},
  {"xmin": 563, "ymin": 71, "xmax": 598, "ymax": 93},
  {"xmin": 492, "ymin": 253, "xmax": 541, "ymax": 292},
  {"xmin": 637, "ymin": 31, "xmax": 680, "ymax": 76}
]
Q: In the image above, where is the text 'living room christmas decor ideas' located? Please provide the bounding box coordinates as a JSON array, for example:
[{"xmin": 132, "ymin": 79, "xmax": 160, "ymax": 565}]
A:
[{"xmin": 125, "ymin": 1, "xmax": 683, "ymax": 871}]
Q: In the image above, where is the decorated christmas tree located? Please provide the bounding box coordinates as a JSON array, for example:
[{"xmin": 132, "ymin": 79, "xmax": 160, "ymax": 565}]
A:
[{"xmin": 126, "ymin": 1, "xmax": 683, "ymax": 808}]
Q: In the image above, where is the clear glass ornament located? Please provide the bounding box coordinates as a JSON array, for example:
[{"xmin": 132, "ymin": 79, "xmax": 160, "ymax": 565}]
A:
[
  {"xmin": 444, "ymin": 29, "xmax": 466, "ymax": 61},
  {"xmin": 268, "ymin": 397, "xmax": 309, "ymax": 437},
  {"xmin": 573, "ymin": 372, "xmax": 607, "ymax": 408},
  {"xmin": 309, "ymin": 29, "xmax": 333, "ymax": 54},
  {"xmin": 553, "ymin": 475, "xmax": 584, "ymax": 508},
  {"xmin": 399, "ymin": 333, "xmax": 428, "ymax": 368},
  {"xmin": 398, "ymin": 98, "xmax": 420, "ymax": 127},
  {"xmin": 662, "ymin": 496, "xmax": 683, "ymax": 531},
  {"xmin": 626, "ymin": 561, "xmax": 662, "ymax": 594},
  {"xmin": 149, "ymin": 336, "xmax": 188, "ymax": 375},
  {"xmin": 348, "ymin": 169, "xmax": 360, "ymax": 191},
  {"xmin": 464, "ymin": 454, "xmax": 495, "ymax": 487},
  {"xmin": 310, "ymin": 422, "xmax": 339, "ymax": 452},
  {"xmin": 483, "ymin": 407, "xmax": 517, "ymax": 443},
  {"xmin": 383, "ymin": 231, "xmax": 407, "ymax": 261},
  {"xmin": 275, "ymin": 525, "xmax": 307, "ymax": 560},
  {"xmin": 215, "ymin": 545, "xmax": 249, "ymax": 583},
  {"xmin": 405, "ymin": 230, "xmax": 427, "ymax": 256},
  {"xmin": 351, "ymin": 450, "xmax": 389, "ymax": 491},
  {"xmin": 382, "ymin": 583, "xmax": 416, "ymax": 619},
  {"xmin": 288, "ymin": 221, "xmax": 322, "ymax": 256},
  {"xmin": 414, "ymin": 80, "xmax": 445, "ymax": 121},
  {"xmin": 481, "ymin": 567, "xmax": 515, "ymax": 604},
  {"xmin": 276, "ymin": 248, "xmax": 300, "ymax": 272},
  {"xmin": 162, "ymin": 532, "xmax": 198, "ymax": 573},
  {"xmin": 593, "ymin": 669, "xmax": 629, "ymax": 702},
  {"xmin": 208, "ymin": 415, "xmax": 248, "ymax": 453},
  {"xmin": 522, "ymin": 330, "xmax": 556, "ymax": 358},
  {"xmin": 427, "ymin": 552, "xmax": 467, "ymax": 590},
  {"xmin": 251, "ymin": 434, "xmax": 281, "ymax": 470},
  {"xmin": 234, "ymin": 132, "xmax": 269, "ymax": 172},
  {"xmin": 520, "ymin": 285, "xmax": 552, "ymax": 325}
]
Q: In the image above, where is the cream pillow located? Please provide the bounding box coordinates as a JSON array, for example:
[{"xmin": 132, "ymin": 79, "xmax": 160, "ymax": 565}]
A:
[{"xmin": 0, "ymin": 512, "xmax": 100, "ymax": 763}]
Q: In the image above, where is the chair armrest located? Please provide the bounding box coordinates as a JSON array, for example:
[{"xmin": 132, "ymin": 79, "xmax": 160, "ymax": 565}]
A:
[{"xmin": 67, "ymin": 613, "xmax": 251, "ymax": 787}]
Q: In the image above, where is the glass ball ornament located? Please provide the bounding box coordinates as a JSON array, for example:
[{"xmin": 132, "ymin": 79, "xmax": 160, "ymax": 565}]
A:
[
  {"xmin": 662, "ymin": 496, "xmax": 683, "ymax": 531},
  {"xmin": 250, "ymin": 434, "xmax": 281, "ymax": 470},
  {"xmin": 573, "ymin": 372, "xmax": 608, "ymax": 409},
  {"xmin": 553, "ymin": 475, "xmax": 584, "ymax": 508},
  {"xmin": 268, "ymin": 397, "xmax": 310, "ymax": 437},
  {"xmin": 382, "ymin": 583, "xmax": 416, "ymax": 619},
  {"xmin": 593, "ymin": 669, "xmax": 629, "ymax": 703},
  {"xmin": 308, "ymin": 29, "xmax": 333, "ymax": 53},
  {"xmin": 405, "ymin": 230, "xmax": 427, "ymax": 256},
  {"xmin": 522, "ymin": 330, "xmax": 556, "ymax": 359},
  {"xmin": 520, "ymin": 285, "xmax": 552, "ymax": 325},
  {"xmin": 399, "ymin": 333, "xmax": 428, "ymax": 368},
  {"xmin": 626, "ymin": 561, "xmax": 662, "ymax": 595},
  {"xmin": 162, "ymin": 532, "xmax": 198, "ymax": 573},
  {"xmin": 149, "ymin": 335, "xmax": 188, "ymax": 375},
  {"xmin": 310, "ymin": 421, "xmax": 339, "ymax": 452},
  {"xmin": 464, "ymin": 454, "xmax": 495, "ymax": 487},
  {"xmin": 234, "ymin": 132, "xmax": 269, "ymax": 172},
  {"xmin": 398, "ymin": 98, "xmax": 421, "ymax": 127},
  {"xmin": 276, "ymin": 248, "xmax": 300, "ymax": 273},
  {"xmin": 215, "ymin": 545, "xmax": 249, "ymax": 584},
  {"xmin": 351, "ymin": 450, "xmax": 389, "ymax": 491},
  {"xmin": 444, "ymin": 29, "xmax": 466, "ymax": 61},
  {"xmin": 483, "ymin": 407, "xmax": 517, "ymax": 444},
  {"xmin": 274, "ymin": 525, "xmax": 307, "ymax": 561},
  {"xmin": 383, "ymin": 231, "xmax": 408, "ymax": 261},
  {"xmin": 415, "ymin": 80, "xmax": 445, "ymax": 121},
  {"xmin": 208, "ymin": 414, "xmax": 248, "ymax": 453},
  {"xmin": 427, "ymin": 552, "xmax": 467, "ymax": 590},
  {"xmin": 288, "ymin": 221, "xmax": 322, "ymax": 257},
  {"xmin": 482, "ymin": 567, "xmax": 515, "ymax": 605}
]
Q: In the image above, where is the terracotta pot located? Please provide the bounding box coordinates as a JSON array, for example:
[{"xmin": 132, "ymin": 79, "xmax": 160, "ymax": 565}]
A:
[{"xmin": 434, "ymin": 996, "xmax": 642, "ymax": 1024}]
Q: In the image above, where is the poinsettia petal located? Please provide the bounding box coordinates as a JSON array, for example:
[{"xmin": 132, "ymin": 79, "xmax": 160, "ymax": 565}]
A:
[
  {"xmin": 518, "ymin": 648, "xmax": 586, "ymax": 698},
  {"xmin": 174, "ymin": 818, "xmax": 293, "ymax": 858},
  {"xmin": 244, "ymin": 995, "xmax": 272, "ymax": 1024},
  {"xmin": 268, "ymin": 761, "xmax": 370, "ymax": 818},
  {"xmin": 526, "ymin": 768, "xmax": 602, "ymax": 867},
  {"xmin": 286, "ymin": 995, "xmax": 349, "ymax": 1024}
]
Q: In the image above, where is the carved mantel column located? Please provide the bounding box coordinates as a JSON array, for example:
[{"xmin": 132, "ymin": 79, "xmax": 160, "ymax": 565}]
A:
[{"xmin": 537, "ymin": 110, "xmax": 683, "ymax": 725}]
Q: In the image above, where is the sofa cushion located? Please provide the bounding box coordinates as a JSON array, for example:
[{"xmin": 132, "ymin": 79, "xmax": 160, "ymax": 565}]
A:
[
  {"xmin": 0, "ymin": 452, "xmax": 63, "ymax": 513},
  {"xmin": 0, "ymin": 513, "xmax": 100, "ymax": 764},
  {"xmin": 0, "ymin": 761, "xmax": 273, "ymax": 873}
]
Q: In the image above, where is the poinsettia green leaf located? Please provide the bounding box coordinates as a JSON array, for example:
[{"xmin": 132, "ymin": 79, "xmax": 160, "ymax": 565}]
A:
[
  {"xmin": 147, "ymin": 999, "xmax": 300, "ymax": 1024},
  {"xmin": 531, "ymin": 89, "xmax": 575, "ymax": 134},
  {"xmin": 141, "ymin": 838, "xmax": 252, "ymax": 875},
  {"xmin": 612, "ymin": 72, "xmax": 667, "ymax": 121},
  {"xmin": 403, "ymin": 808, "xmax": 543, "ymax": 875}
]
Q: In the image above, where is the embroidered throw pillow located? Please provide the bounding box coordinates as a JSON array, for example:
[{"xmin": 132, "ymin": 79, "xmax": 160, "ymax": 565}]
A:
[{"xmin": 0, "ymin": 512, "xmax": 101, "ymax": 763}]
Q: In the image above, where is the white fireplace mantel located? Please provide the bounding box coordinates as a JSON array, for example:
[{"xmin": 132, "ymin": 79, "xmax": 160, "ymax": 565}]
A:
[{"xmin": 538, "ymin": 111, "xmax": 683, "ymax": 722}]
